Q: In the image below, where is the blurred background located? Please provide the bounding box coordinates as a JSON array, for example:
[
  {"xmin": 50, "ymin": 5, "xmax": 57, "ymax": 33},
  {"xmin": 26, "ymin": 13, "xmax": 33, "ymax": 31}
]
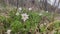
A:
[
  {"xmin": 0, "ymin": 0, "xmax": 60, "ymax": 13},
  {"xmin": 0, "ymin": 0, "xmax": 60, "ymax": 34}
]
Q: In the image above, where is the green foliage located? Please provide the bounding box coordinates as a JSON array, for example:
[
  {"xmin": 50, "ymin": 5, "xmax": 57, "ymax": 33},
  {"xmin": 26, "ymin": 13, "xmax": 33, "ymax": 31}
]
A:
[
  {"xmin": 40, "ymin": 25, "xmax": 46, "ymax": 32},
  {"xmin": 0, "ymin": 15, "xmax": 6, "ymax": 22},
  {"xmin": 11, "ymin": 21, "xmax": 23, "ymax": 32},
  {"xmin": 54, "ymin": 20, "xmax": 60, "ymax": 28},
  {"xmin": 10, "ymin": 10, "xmax": 41, "ymax": 33},
  {"xmin": 0, "ymin": 9, "xmax": 60, "ymax": 34},
  {"xmin": 9, "ymin": 8, "xmax": 17, "ymax": 17},
  {"xmin": 40, "ymin": 11, "xmax": 52, "ymax": 21},
  {"xmin": 6, "ymin": 9, "xmax": 42, "ymax": 33}
]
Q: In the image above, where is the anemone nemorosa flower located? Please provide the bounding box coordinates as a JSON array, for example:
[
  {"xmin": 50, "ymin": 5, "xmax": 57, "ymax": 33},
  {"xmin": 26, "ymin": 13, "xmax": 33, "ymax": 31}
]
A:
[
  {"xmin": 28, "ymin": 8, "xmax": 32, "ymax": 11},
  {"xmin": 18, "ymin": 7, "xmax": 22, "ymax": 11},
  {"xmin": 39, "ymin": 13, "xmax": 43, "ymax": 16},
  {"xmin": 6, "ymin": 29, "xmax": 11, "ymax": 34},
  {"xmin": 46, "ymin": 11, "xmax": 48, "ymax": 13},
  {"xmin": 21, "ymin": 13, "xmax": 29, "ymax": 22},
  {"xmin": 16, "ymin": 12, "xmax": 19, "ymax": 16}
]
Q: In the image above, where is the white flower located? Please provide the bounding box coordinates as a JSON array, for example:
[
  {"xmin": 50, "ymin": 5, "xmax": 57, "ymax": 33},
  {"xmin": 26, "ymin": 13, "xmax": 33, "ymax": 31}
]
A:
[
  {"xmin": 39, "ymin": 13, "xmax": 43, "ymax": 16},
  {"xmin": 44, "ymin": 23, "xmax": 47, "ymax": 25},
  {"xmin": 46, "ymin": 11, "xmax": 48, "ymax": 13},
  {"xmin": 16, "ymin": 12, "xmax": 19, "ymax": 16},
  {"xmin": 28, "ymin": 8, "xmax": 32, "ymax": 11},
  {"xmin": 40, "ymin": 24, "xmax": 43, "ymax": 27},
  {"xmin": 18, "ymin": 7, "xmax": 22, "ymax": 11},
  {"xmin": 21, "ymin": 13, "xmax": 29, "ymax": 22},
  {"xmin": 6, "ymin": 29, "xmax": 11, "ymax": 34}
]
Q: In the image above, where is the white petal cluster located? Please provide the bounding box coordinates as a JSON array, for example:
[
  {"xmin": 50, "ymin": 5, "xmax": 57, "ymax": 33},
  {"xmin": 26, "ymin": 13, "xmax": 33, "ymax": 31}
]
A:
[
  {"xmin": 39, "ymin": 13, "xmax": 43, "ymax": 16},
  {"xmin": 46, "ymin": 11, "xmax": 48, "ymax": 13},
  {"xmin": 44, "ymin": 23, "xmax": 47, "ymax": 25},
  {"xmin": 28, "ymin": 8, "xmax": 32, "ymax": 11},
  {"xmin": 6, "ymin": 29, "xmax": 11, "ymax": 34},
  {"xmin": 16, "ymin": 12, "xmax": 19, "ymax": 16},
  {"xmin": 18, "ymin": 7, "xmax": 22, "ymax": 11},
  {"xmin": 21, "ymin": 13, "xmax": 29, "ymax": 22}
]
